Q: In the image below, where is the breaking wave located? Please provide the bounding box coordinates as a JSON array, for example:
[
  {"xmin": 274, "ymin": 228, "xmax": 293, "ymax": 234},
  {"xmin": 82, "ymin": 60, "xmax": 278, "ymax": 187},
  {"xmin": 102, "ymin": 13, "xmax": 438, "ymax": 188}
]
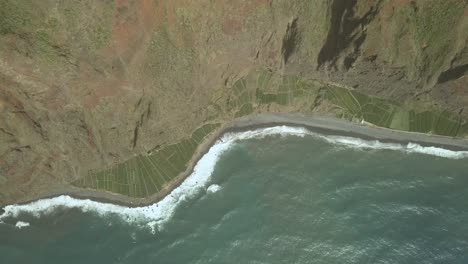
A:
[
  {"xmin": 1, "ymin": 125, "xmax": 467, "ymax": 233},
  {"xmin": 15, "ymin": 221, "xmax": 30, "ymax": 229},
  {"xmin": 207, "ymin": 184, "xmax": 222, "ymax": 193}
]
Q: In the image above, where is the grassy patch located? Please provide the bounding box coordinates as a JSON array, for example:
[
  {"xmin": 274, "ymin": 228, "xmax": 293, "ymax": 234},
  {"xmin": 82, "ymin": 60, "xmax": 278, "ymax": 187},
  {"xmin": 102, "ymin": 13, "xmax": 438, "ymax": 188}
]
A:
[
  {"xmin": 390, "ymin": 110, "xmax": 410, "ymax": 131},
  {"xmin": 325, "ymin": 87, "xmax": 362, "ymax": 117},
  {"xmin": 458, "ymin": 122, "xmax": 468, "ymax": 138},
  {"xmin": 147, "ymin": 28, "xmax": 195, "ymax": 78},
  {"xmin": 409, "ymin": 110, "xmax": 435, "ymax": 133},
  {"xmin": 432, "ymin": 111, "xmax": 461, "ymax": 136},
  {"xmin": 324, "ymin": 85, "xmax": 466, "ymax": 137},
  {"xmin": 256, "ymin": 89, "xmax": 278, "ymax": 105},
  {"xmin": 0, "ymin": 0, "xmax": 34, "ymax": 35},
  {"xmin": 73, "ymin": 123, "xmax": 220, "ymax": 197},
  {"xmin": 407, "ymin": 0, "xmax": 464, "ymax": 81},
  {"xmin": 235, "ymin": 103, "xmax": 254, "ymax": 117},
  {"xmin": 0, "ymin": 1, "xmax": 114, "ymax": 68}
]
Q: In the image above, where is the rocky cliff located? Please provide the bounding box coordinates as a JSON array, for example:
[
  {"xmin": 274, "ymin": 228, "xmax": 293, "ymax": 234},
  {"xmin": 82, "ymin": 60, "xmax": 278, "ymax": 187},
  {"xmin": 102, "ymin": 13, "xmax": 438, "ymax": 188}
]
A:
[{"xmin": 1, "ymin": 0, "xmax": 467, "ymax": 204}]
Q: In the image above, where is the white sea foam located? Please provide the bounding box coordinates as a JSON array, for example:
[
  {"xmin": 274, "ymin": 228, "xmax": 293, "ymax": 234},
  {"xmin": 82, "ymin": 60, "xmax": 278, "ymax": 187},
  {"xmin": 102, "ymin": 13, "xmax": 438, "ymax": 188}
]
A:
[
  {"xmin": 207, "ymin": 184, "xmax": 222, "ymax": 193},
  {"xmin": 319, "ymin": 135, "xmax": 468, "ymax": 159},
  {"xmin": 15, "ymin": 221, "xmax": 30, "ymax": 229},
  {"xmin": 0, "ymin": 125, "xmax": 467, "ymax": 232},
  {"xmin": 0, "ymin": 133, "xmax": 236, "ymax": 232}
]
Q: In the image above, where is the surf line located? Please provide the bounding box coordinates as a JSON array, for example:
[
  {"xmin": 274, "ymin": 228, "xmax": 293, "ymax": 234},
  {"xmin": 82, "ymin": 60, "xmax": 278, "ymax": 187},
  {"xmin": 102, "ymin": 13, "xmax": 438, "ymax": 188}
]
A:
[{"xmin": 1, "ymin": 125, "xmax": 467, "ymax": 233}]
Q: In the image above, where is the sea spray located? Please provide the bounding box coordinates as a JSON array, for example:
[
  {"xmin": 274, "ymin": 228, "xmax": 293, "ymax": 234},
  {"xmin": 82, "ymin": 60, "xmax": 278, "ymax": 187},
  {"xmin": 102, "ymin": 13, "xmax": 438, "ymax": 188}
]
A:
[{"xmin": 1, "ymin": 125, "xmax": 467, "ymax": 232}]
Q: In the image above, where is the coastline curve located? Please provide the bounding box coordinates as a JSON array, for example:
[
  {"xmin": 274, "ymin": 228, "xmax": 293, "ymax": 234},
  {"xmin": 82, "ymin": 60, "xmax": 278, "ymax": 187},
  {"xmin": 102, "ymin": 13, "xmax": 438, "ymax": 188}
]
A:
[{"xmin": 2, "ymin": 113, "xmax": 468, "ymax": 232}]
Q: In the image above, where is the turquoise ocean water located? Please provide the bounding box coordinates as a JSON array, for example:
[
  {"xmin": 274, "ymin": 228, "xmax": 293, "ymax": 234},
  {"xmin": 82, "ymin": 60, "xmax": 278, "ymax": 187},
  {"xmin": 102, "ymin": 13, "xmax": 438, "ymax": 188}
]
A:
[{"xmin": 1, "ymin": 131, "xmax": 468, "ymax": 263}]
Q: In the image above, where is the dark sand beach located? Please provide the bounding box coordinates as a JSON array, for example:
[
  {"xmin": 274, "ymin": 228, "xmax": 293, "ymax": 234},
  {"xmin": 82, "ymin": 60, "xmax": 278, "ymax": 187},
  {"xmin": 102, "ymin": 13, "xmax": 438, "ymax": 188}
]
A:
[{"xmin": 4, "ymin": 113, "xmax": 468, "ymax": 208}]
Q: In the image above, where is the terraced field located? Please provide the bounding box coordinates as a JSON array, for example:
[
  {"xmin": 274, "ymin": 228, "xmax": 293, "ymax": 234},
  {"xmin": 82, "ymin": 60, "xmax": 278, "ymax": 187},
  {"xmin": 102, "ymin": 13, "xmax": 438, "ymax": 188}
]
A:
[
  {"xmin": 73, "ymin": 69, "xmax": 325, "ymax": 197},
  {"xmin": 325, "ymin": 86, "xmax": 467, "ymax": 137},
  {"xmin": 73, "ymin": 68, "xmax": 468, "ymax": 198},
  {"xmin": 73, "ymin": 123, "xmax": 219, "ymax": 198},
  {"xmin": 231, "ymin": 69, "xmax": 321, "ymax": 117}
]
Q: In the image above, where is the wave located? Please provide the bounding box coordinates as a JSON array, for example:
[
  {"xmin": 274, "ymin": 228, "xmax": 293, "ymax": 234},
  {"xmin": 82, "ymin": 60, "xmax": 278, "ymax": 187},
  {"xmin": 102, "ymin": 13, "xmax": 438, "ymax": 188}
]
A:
[
  {"xmin": 319, "ymin": 135, "xmax": 468, "ymax": 159},
  {"xmin": 0, "ymin": 133, "xmax": 236, "ymax": 234},
  {"xmin": 207, "ymin": 184, "xmax": 222, "ymax": 193},
  {"xmin": 1, "ymin": 125, "xmax": 467, "ymax": 233},
  {"xmin": 226, "ymin": 125, "xmax": 468, "ymax": 159},
  {"xmin": 15, "ymin": 221, "xmax": 30, "ymax": 229}
]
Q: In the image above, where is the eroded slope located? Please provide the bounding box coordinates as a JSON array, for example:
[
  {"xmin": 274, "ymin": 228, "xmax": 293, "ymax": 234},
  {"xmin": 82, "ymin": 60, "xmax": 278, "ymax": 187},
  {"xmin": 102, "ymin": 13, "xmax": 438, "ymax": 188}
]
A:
[{"xmin": 0, "ymin": 0, "xmax": 467, "ymax": 204}]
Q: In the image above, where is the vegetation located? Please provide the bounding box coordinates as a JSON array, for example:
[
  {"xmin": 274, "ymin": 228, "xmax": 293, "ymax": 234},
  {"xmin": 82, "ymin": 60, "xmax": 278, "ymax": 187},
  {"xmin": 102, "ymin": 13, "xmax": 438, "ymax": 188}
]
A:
[
  {"xmin": 407, "ymin": 0, "xmax": 464, "ymax": 82},
  {"xmin": 232, "ymin": 69, "xmax": 320, "ymax": 109},
  {"xmin": 73, "ymin": 123, "xmax": 220, "ymax": 197},
  {"xmin": 74, "ymin": 68, "xmax": 468, "ymax": 198},
  {"xmin": 0, "ymin": 0, "xmax": 114, "ymax": 66},
  {"xmin": 0, "ymin": 0, "xmax": 33, "ymax": 35},
  {"xmin": 325, "ymin": 86, "xmax": 466, "ymax": 137}
]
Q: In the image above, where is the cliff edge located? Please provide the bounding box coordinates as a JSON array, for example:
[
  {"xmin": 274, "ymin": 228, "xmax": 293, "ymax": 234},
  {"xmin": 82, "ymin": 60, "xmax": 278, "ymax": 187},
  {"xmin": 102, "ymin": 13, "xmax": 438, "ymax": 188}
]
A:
[{"xmin": 1, "ymin": 0, "xmax": 467, "ymax": 205}]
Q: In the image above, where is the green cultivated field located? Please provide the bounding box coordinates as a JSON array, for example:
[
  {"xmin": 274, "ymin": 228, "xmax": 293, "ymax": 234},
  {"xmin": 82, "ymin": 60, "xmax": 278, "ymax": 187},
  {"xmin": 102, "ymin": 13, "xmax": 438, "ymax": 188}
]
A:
[
  {"xmin": 325, "ymin": 86, "xmax": 466, "ymax": 137},
  {"xmin": 233, "ymin": 69, "xmax": 321, "ymax": 116},
  {"xmin": 73, "ymin": 123, "xmax": 219, "ymax": 198},
  {"xmin": 73, "ymin": 68, "xmax": 468, "ymax": 198}
]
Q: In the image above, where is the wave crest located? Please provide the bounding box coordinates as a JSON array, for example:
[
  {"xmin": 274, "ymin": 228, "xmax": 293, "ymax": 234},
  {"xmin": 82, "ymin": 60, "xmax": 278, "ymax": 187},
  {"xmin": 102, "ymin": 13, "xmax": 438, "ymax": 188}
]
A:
[{"xmin": 1, "ymin": 125, "xmax": 466, "ymax": 232}]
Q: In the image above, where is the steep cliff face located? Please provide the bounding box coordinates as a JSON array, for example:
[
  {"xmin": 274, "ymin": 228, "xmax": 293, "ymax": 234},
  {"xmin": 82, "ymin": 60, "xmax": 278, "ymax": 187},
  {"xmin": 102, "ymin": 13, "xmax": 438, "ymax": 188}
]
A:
[{"xmin": 0, "ymin": 0, "xmax": 467, "ymax": 204}]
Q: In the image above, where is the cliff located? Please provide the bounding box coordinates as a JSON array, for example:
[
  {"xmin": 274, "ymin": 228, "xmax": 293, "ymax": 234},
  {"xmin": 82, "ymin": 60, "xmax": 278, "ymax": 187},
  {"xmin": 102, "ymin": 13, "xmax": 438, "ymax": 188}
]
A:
[{"xmin": 0, "ymin": 0, "xmax": 467, "ymax": 205}]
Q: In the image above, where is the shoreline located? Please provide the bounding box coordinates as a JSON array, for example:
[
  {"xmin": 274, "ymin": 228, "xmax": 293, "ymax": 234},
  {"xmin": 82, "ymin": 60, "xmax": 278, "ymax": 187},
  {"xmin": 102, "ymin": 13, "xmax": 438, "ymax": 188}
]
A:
[{"xmin": 3, "ymin": 112, "xmax": 468, "ymax": 209}]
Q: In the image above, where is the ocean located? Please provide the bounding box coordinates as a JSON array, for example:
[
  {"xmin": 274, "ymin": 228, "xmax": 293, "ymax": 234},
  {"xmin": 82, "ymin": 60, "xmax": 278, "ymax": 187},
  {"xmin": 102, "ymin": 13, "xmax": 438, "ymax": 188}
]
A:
[{"xmin": 1, "ymin": 127, "xmax": 468, "ymax": 263}]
